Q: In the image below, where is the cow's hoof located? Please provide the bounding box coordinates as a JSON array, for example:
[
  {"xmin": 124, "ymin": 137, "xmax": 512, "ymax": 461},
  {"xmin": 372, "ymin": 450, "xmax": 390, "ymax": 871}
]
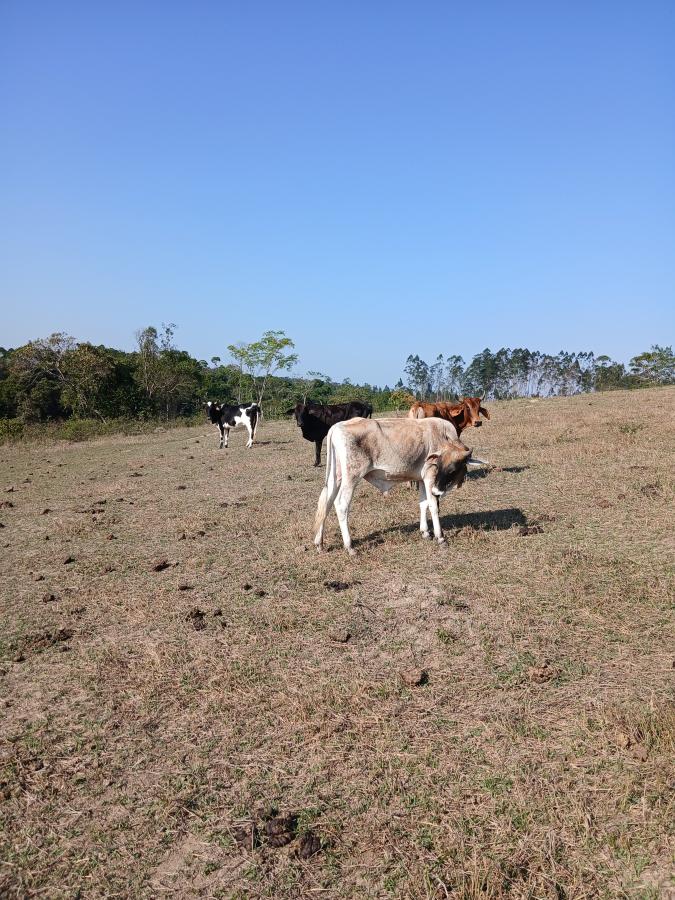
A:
[
  {"xmin": 421, "ymin": 531, "xmax": 431, "ymax": 540},
  {"xmin": 347, "ymin": 547, "xmax": 357, "ymax": 557},
  {"xmin": 437, "ymin": 537, "xmax": 447, "ymax": 545}
]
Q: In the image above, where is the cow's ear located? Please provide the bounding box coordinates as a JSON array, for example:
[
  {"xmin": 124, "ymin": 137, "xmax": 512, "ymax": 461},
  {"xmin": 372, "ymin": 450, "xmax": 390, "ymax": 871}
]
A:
[
  {"xmin": 479, "ymin": 405, "xmax": 490, "ymax": 419},
  {"xmin": 426, "ymin": 453, "xmax": 440, "ymax": 463},
  {"xmin": 448, "ymin": 403, "xmax": 464, "ymax": 417}
]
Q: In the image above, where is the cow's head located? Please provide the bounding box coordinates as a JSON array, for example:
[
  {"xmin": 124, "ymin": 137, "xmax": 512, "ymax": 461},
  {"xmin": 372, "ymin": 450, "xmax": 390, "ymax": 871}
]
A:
[
  {"xmin": 450, "ymin": 397, "xmax": 490, "ymax": 429},
  {"xmin": 285, "ymin": 402, "xmax": 305, "ymax": 426},
  {"xmin": 424, "ymin": 442, "xmax": 489, "ymax": 496},
  {"xmin": 206, "ymin": 401, "xmax": 221, "ymax": 423}
]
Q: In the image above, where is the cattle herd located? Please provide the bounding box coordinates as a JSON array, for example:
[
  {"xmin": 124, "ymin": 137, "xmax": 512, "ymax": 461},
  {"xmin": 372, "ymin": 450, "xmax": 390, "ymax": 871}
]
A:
[{"xmin": 206, "ymin": 396, "xmax": 490, "ymax": 555}]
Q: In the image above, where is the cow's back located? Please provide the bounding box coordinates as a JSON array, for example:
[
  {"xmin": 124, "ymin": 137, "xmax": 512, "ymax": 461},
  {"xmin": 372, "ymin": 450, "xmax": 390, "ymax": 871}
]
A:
[{"xmin": 333, "ymin": 415, "xmax": 459, "ymax": 472}]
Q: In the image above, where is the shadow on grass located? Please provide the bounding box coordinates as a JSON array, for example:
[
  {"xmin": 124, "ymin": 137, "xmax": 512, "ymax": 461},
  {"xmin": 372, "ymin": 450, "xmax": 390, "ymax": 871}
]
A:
[
  {"xmin": 439, "ymin": 507, "xmax": 528, "ymax": 530},
  {"xmin": 460, "ymin": 464, "xmax": 530, "ymax": 482},
  {"xmin": 358, "ymin": 507, "xmax": 528, "ymax": 545}
]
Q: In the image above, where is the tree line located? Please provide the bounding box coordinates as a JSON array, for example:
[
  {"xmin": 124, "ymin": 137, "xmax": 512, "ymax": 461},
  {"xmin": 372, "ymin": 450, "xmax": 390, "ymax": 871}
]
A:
[
  {"xmin": 0, "ymin": 325, "xmax": 672, "ymax": 433},
  {"xmin": 0, "ymin": 325, "xmax": 402, "ymax": 429},
  {"xmin": 402, "ymin": 346, "xmax": 674, "ymax": 400}
]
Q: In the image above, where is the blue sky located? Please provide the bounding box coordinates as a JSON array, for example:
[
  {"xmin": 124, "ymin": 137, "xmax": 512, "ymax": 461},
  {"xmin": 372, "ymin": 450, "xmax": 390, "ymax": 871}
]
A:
[{"xmin": 1, "ymin": 1, "xmax": 673, "ymax": 385}]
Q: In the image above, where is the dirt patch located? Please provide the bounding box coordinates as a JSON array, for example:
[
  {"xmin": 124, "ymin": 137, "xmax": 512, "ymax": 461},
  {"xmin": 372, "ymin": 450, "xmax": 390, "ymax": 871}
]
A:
[
  {"xmin": 15, "ymin": 628, "xmax": 74, "ymax": 658},
  {"xmin": 185, "ymin": 608, "xmax": 206, "ymax": 631}
]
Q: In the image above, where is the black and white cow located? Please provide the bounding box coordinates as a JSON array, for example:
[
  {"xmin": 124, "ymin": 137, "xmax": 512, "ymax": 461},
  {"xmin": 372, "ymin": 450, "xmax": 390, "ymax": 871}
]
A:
[{"xmin": 207, "ymin": 401, "xmax": 260, "ymax": 449}]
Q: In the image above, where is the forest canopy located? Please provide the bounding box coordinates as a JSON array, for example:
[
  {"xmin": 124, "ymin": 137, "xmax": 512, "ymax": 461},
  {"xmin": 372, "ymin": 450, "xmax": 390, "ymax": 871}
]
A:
[{"xmin": 0, "ymin": 325, "xmax": 672, "ymax": 429}]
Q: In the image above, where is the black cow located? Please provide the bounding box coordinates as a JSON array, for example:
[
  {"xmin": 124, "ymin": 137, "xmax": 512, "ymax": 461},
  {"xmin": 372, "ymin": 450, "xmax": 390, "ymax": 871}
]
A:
[
  {"xmin": 207, "ymin": 401, "xmax": 260, "ymax": 449},
  {"xmin": 287, "ymin": 400, "xmax": 373, "ymax": 466}
]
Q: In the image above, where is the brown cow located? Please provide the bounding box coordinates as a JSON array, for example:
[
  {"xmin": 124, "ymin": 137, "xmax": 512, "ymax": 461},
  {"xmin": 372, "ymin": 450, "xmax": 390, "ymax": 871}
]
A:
[{"xmin": 408, "ymin": 397, "xmax": 490, "ymax": 434}]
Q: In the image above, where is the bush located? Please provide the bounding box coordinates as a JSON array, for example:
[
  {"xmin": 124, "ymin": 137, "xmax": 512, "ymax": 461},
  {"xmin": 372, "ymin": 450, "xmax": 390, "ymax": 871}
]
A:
[
  {"xmin": 0, "ymin": 415, "xmax": 207, "ymax": 445},
  {"xmin": 0, "ymin": 418, "xmax": 24, "ymax": 441},
  {"xmin": 59, "ymin": 418, "xmax": 109, "ymax": 441}
]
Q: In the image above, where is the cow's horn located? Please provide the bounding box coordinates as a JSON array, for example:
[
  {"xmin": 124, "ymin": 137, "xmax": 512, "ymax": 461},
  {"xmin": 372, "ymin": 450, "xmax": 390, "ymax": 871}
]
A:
[{"xmin": 467, "ymin": 456, "xmax": 489, "ymax": 468}]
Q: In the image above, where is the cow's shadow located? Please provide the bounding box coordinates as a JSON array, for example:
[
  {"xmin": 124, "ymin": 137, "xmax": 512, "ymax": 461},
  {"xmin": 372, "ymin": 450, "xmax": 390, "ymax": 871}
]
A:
[
  {"xmin": 466, "ymin": 468, "xmax": 490, "ymax": 480},
  {"xmin": 466, "ymin": 465, "xmax": 530, "ymax": 480},
  {"xmin": 357, "ymin": 506, "xmax": 527, "ymax": 545},
  {"xmin": 438, "ymin": 507, "xmax": 528, "ymax": 531}
]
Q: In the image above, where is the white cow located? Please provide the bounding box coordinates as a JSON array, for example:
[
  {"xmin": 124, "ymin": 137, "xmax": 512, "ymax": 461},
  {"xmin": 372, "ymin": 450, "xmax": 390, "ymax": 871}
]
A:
[{"xmin": 314, "ymin": 417, "xmax": 487, "ymax": 554}]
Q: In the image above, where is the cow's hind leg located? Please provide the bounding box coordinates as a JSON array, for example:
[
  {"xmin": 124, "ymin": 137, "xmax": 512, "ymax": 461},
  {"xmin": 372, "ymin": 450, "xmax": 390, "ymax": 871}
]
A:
[
  {"xmin": 217, "ymin": 424, "xmax": 224, "ymax": 449},
  {"xmin": 314, "ymin": 439, "xmax": 323, "ymax": 467},
  {"xmin": 223, "ymin": 425, "xmax": 230, "ymax": 448},
  {"xmin": 314, "ymin": 478, "xmax": 339, "ymax": 551},
  {"xmin": 334, "ymin": 481, "xmax": 357, "ymax": 556},
  {"xmin": 244, "ymin": 417, "xmax": 254, "ymax": 448},
  {"xmin": 418, "ymin": 482, "xmax": 431, "ymax": 539},
  {"xmin": 313, "ymin": 445, "xmax": 340, "ymax": 551}
]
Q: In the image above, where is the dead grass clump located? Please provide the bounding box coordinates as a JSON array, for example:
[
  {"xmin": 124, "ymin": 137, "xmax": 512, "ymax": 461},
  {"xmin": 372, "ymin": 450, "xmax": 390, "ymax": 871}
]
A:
[{"xmin": 603, "ymin": 700, "xmax": 675, "ymax": 755}]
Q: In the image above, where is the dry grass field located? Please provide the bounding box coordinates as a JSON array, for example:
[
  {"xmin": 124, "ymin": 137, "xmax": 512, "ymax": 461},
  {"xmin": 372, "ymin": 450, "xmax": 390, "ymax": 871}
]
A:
[{"xmin": 1, "ymin": 387, "xmax": 673, "ymax": 899}]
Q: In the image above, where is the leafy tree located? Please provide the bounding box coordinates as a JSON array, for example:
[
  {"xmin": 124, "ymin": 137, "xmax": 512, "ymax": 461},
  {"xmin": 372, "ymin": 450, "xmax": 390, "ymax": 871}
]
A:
[
  {"xmin": 429, "ymin": 354, "xmax": 445, "ymax": 400},
  {"xmin": 462, "ymin": 349, "xmax": 498, "ymax": 398},
  {"xmin": 630, "ymin": 345, "xmax": 675, "ymax": 384},
  {"xmin": 389, "ymin": 388, "xmax": 416, "ymax": 410},
  {"xmin": 328, "ymin": 381, "xmax": 374, "ymax": 405},
  {"xmin": 594, "ymin": 358, "xmax": 627, "ymax": 391},
  {"xmin": 7, "ymin": 334, "xmax": 115, "ymax": 421},
  {"xmin": 134, "ymin": 326, "xmax": 162, "ymax": 407},
  {"xmin": 404, "ymin": 355, "xmax": 430, "ymax": 398},
  {"xmin": 444, "ymin": 355, "xmax": 464, "ymax": 399},
  {"xmin": 134, "ymin": 324, "xmax": 203, "ymax": 419},
  {"xmin": 294, "ymin": 370, "xmax": 332, "ymax": 403},
  {"xmin": 227, "ymin": 330, "xmax": 298, "ymax": 406},
  {"xmin": 60, "ymin": 342, "xmax": 114, "ymax": 420}
]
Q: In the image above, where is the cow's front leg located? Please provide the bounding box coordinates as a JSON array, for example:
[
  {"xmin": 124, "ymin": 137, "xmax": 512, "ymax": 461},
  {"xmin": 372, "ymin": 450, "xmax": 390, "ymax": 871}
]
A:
[
  {"xmin": 223, "ymin": 425, "xmax": 230, "ymax": 448},
  {"xmin": 217, "ymin": 424, "xmax": 224, "ymax": 449},
  {"xmin": 418, "ymin": 481, "xmax": 431, "ymax": 539},
  {"xmin": 423, "ymin": 477, "xmax": 445, "ymax": 544},
  {"xmin": 314, "ymin": 439, "xmax": 323, "ymax": 467}
]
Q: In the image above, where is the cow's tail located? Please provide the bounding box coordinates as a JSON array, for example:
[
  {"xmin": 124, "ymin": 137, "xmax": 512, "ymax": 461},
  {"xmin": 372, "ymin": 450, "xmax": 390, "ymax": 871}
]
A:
[{"xmin": 314, "ymin": 426, "xmax": 338, "ymax": 536}]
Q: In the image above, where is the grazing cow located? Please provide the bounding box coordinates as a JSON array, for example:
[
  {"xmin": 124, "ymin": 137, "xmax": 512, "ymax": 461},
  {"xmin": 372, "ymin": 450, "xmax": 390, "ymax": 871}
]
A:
[
  {"xmin": 314, "ymin": 417, "xmax": 487, "ymax": 554},
  {"xmin": 408, "ymin": 397, "xmax": 490, "ymax": 434},
  {"xmin": 287, "ymin": 400, "xmax": 373, "ymax": 466},
  {"xmin": 207, "ymin": 401, "xmax": 260, "ymax": 449}
]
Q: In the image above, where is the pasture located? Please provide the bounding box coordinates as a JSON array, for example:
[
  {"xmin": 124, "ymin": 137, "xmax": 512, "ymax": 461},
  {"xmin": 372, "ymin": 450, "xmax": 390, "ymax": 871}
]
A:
[{"xmin": 1, "ymin": 387, "xmax": 673, "ymax": 898}]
